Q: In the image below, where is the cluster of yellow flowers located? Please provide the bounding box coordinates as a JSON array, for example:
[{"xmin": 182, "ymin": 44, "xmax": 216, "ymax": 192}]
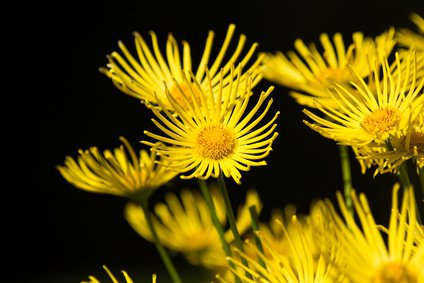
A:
[{"xmin": 58, "ymin": 12, "xmax": 424, "ymax": 283}]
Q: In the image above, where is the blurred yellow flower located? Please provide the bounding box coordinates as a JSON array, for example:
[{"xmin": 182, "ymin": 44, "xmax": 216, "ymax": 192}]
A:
[
  {"xmin": 396, "ymin": 13, "xmax": 424, "ymax": 51},
  {"xmin": 81, "ymin": 265, "xmax": 156, "ymax": 283},
  {"xmin": 262, "ymin": 28, "xmax": 395, "ymax": 109},
  {"xmin": 125, "ymin": 185, "xmax": 262, "ymax": 270},
  {"xmin": 57, "ymin": 137, "xmax": 178, "ymax": 201},
  {"xmin": 100, "ymin": 24, "xmax": 263, "ymax": 111},
  {"xmin": 303, "ymin": 49, "xmax": 424, "ymax": 147},
  {"xmin": 142, "ymin": 66, "xmax": 279, "ymax": 184},
  {"xmin": 319, "ymin": 184, "xmax": 424, "ymax": 282},
  {"xmin": 219, "ymin": 212, "xmax": 346, "ymax": 283}
]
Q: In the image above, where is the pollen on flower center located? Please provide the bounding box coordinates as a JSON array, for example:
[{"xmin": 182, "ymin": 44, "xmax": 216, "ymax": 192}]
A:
[
  {"xmin": 361, "ymin": 108, "xmax": 401, "ymax": 136},
  {"xmin": 372, "ymin": 261, "xmax": 418, "ymax": 283},
  {"xmin": 197, "ymin": 126, "xmax": 236, "ymax": 160}
]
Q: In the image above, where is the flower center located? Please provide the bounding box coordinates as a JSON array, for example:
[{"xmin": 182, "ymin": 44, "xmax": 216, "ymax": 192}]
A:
[
  {"xmin": 361, "ymin": 108, "xmax": 401, "ymax": 137},
  {"xmin": 372, "ymin": 262, "xmax": 418, "ymax": 283},
  {"xmin": 197, "ymin": 126, "xmax": 236, "ymax": 160}
]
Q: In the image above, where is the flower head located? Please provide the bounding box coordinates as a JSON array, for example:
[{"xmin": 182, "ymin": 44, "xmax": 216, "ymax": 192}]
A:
[
  {"xmin": 142, "ymin": 66, "xmax": 279, "ymax": 184},
  {"xmin": 353, "ymin": 111, "xmax": 424, "ymax": 175},
  {"xmin": 100, "ymin": 24, "xmax": 263, "ymax": 111},
  {"xmin": 81, "ymin": 265, "xmax": 156, "ymax": 283},
  {"xmin": 262, "ymin": 29, "xmax": 395, "ymax": 109},
  {"xmin": 125, "ymin": 185, "xmax": 262, "ymax": 270},
  {"xmin": 318, "ymin": 184, "xmax": 424, "ymax": 283},
  {"xmin": 57, "ymin": 137, "xmax": 178, "ymax": 201},
  {"xmin": 219, "ymin": 211, "xmax": 345, "ymax": 283},
  {"xmin": 303, "ymin": 49, "xmax": 424, "ymax": 147},
  {"xmin": 396, "ymin": 13, "xmax": 424, "ymax": 51}
]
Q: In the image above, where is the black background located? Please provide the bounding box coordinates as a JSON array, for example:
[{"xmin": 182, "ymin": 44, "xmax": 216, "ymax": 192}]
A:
[{"xmin": 6, "ymin": 1, "xmax": 424, "ymax": 282}]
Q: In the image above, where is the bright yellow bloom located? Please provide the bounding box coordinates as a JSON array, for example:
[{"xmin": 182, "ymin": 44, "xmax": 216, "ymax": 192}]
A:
[
  {"xmin": 353, "ymin": 111, "xmax": 424, "ymax": 175},
  {"xmin": 125, "ymin": 185, "xmax": 262, "ymax": 270},
  {"xmin": 396, "ymin": 13, "xmax": 424, "ymax": 51},
  {"xmin": 218, "ymin": 213, "xmax": 346, "ymax": 283},
  {"xmin": 142, "ymin": 66, "xmax": 279, "ymax": 184},
  {"xmin": 319, "ymin": 184, "xmax": 424, "ymax": 283},
  {"xmin": 81, "ymin": 265, "xmax": 156, "ymax": 283},
  {"xmin": 262, "ymin": 28, "xmax": 395, "ymax": 109},
  {"xmin": 303, "ymin": 49, "xmax": 424, "ymax": 147},
  {"xmin": 57, "ymin": 137, "xmax": 178, "ymax": 200},
  {"xmin": 100, "ymin": 24, "xmax": 263, "ymax": 111}
]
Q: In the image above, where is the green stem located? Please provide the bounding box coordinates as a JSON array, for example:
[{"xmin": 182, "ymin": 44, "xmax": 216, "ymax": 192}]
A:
[
  {"xmin": 249, "ymin": 205, "xmax": 266, "ymax": 270},
  {"xmin": 397, "ymin": 163, "xmax": 412, "ymax": 187},
  {"xmin": 418, "ymin": 167, "xmax": 424, "ymax": 197},
  {"xmin": 141, "ymin": 198, "xmax": 183, "ymax": 283},
  {"xmin": 197, "ymin": 179, "xmax": 241, "ymax": 283},
  {"xmin": 217, "ymin": 174, "xmax": 252, "ymax": 278},
  {"xmin": 338, "ymin": 145, "xmax": 354, "ymax": 218},
  {"xmin": 397, "ymin": 162, "xmax": 423, "ymax": 224},
  {"xmin": 385, "ymin": 140, "xmax": 422, "ymax": 223},
  {"xmin": 414, "ymin": 166, "xmax": 424, "ymax": 224}
]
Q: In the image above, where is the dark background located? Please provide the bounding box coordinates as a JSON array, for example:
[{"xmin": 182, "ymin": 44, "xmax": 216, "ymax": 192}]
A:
[{"xmin": 6, "ymin": 0, "xmax": 424, "ymax": 282}]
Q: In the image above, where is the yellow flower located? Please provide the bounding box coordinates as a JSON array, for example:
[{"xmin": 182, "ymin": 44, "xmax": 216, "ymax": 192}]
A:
[
  {"xmin": 124, "ymin": 185, "xmax": 262, "ymax": 270},
  {"xmin": 57, "ymin": 137, "xmax": 178, "ymax": 200},
  {"xmin": 100, "ymin": 24, "xmax": 263, "ymax": 111},
  {"xmin": 219, "ymin": 212, "xmax": 346, "ymax": 283},
  {"xmin": 353, "ymin": 111, "xmax": 424, "ymax": 175},
  {"xmin": 81, "ymin": 265, "xmax": 156, "ymax": 283},
  {"xmin": 142, "ymin": 66, "xmax": 279, "ymax": 184},
  {"xmin": 319, "ymin": 184, "xmax": 424, "ymax": 283},
  {"xmin": 396, "ymin": 13, "xmax": 424, "ymax": 51},
  {"xmin": 303, "ymin": 49, "xmax": 424, "ymax": 147},
  {"xmin": 262, "ymin": 28, "xmax": 395, "ymax": 109}
]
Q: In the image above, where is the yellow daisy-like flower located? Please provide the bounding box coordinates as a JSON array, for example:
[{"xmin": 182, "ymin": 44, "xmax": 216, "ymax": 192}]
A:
[
  {"xmin": 125, "ymin": 186, "xmax": 262, "ymax": 270},
  {"xmin": 262, "ymin": 28, "xmax": 395, "ymax": 109},
  {"xmin": 353, "ymin": 111, "xmax": 424, "ymax": 175},
  {"xmin": 100, "ymin": 24, "xmax": 263, "ymax": 111},
  {"xmin": 142, "ymin": 66, "xmax": 279, "ymax": 185},
  {"xmin": 57, "ymin": 137, "xmax": 178, "ymax": 201},
  {"xmin": 303, "ymin": 49, "xmax": 424, "ymax": 147},
  {"xmin": 396, "ymin": 13, "xmax": 424, "ymax": 51},
  {"xmin": 320, "ymin": 184, "xmax": 424, "ymax": 282},
  {"xmin": 81, "ymin": 265, "xmax": 156, "ymax": 283},
  {"xmin": 218, "ymin": 214, "xmax": 346, "ymax": 283}
]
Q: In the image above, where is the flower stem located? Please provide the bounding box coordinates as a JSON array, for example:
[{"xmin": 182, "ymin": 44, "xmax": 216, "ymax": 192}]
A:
[
  {"xmin": 338, "ymin": 145, "xmax": 354, "ymax": 218},
  {"xmin": 140, "ymin": 198, "xmax": 183, "ymax": 283},
  {"xmin": 419, "ymin": 167, "xmax": 424, "ymax": 197},
  {"xmin": 217, "ymin": 174, "xmax": 251, "ymax": 278},
  {"xmin": 386, "ymin": 139, "xmax": 422, "ymax": 223},
  {"xmin": 249, "ymin": 205, "xmax": 266, "ymax": 269},
  {"xmin": 397, "ymin": 162, "xmax": 422, "ymax": 224},
  {"xmin": 197, "ymin": 179, "xmax": 241, "ymax": 283}
]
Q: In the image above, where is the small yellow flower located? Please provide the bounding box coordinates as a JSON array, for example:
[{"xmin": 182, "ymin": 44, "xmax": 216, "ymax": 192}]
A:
[
  {"xmin": 262, "ymin": 28, "xmax": 395, "ymax": 109},
  {"xmin": 303, "ymin": 49, "xmax": 424, "ymax": 147},
  {"xmin": 125, "ymin": 185, "xmax": 262, "ymax": 270},
  {"xmin": 81, "ymin": 265, "xmax": 156, "ymax": 283},
  {"xmin": 319, "ymin": 184, "xmax": 424, "ymax": 283},
  {"xmin": 142, "ymin": 66, "xmax": 279, "ymax": 184},
  {"xmin": 396, "ymin": 13, "xmax": 424, "ymax": 51},
  {"xmin": 57, "ymin": 137, "xmax": 178, "ymax": 200},
  {"xmin": 100, "ymin": 24, "xmax": 263, "ymax": 111}
]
